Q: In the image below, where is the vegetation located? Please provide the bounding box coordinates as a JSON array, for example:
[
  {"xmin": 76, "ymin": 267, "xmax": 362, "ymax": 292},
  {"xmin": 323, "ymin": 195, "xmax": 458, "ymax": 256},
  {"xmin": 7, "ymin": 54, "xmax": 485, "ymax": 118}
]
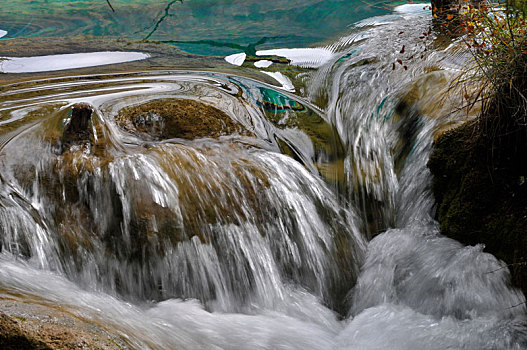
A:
[
  {"xmin": 429, "ymin": 0, "xmax": 527, "ymax": 295},
  {"xmin": 456, "ymin": 0, "xmax": 527, "ymax": 127}
]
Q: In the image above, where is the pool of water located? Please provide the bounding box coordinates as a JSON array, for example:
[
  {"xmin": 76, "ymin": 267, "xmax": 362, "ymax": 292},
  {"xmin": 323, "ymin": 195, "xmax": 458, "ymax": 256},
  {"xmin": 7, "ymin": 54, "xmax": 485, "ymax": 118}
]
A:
[{"xmin": 0, "ymin": 0, "xmax": 399, "ymax": 56}]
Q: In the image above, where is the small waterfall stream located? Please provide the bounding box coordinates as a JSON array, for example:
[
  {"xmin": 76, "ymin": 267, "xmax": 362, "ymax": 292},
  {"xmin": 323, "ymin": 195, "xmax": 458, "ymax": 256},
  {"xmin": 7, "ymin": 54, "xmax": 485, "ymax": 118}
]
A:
[{"xmin": 0, "ymin": 4, "xmax": 525, "ymax": 350}]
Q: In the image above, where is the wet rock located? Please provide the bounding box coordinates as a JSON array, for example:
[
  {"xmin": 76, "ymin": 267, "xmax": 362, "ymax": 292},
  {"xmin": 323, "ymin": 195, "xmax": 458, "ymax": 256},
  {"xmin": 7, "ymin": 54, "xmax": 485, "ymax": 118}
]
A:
[
  {"xmin": 61, "ymin": 104, "xmax": 94, "ymax": 150},
  {"xmin": 258, "ymin": 87, "xmax": 346, "ymax": 191},
  {"xmin": 26, "ymin": 140, "xmax": 276, "ymax": 301},
  {"xmin": 394, "ymin": 71, "xmax": 479, "ymax": 138},
  {"xmin": 0, "ymin": 298, "xmax": 126, "ymax": 350},
  {"xmin": 428, "ymin": 120, "xmax": 527, "ymax": 295},
  {"xmin": 0, "ymin": 313, "xmax": 50, "ymax": 350},
  {"xmin": 115, "ymin": 99, "xmax": 251, "ymax": 140}
]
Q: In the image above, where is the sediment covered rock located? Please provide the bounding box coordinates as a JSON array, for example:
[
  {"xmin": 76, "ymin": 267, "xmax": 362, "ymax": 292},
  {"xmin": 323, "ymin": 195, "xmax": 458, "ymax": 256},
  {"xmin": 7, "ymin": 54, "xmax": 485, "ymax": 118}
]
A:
[
  {"xmin": 115, "ymin": 98, "xmax": 251, "ymax": 140},
  {"xmin": 0, "ymin": 299, "xmax": 126, "ymax": 350}
]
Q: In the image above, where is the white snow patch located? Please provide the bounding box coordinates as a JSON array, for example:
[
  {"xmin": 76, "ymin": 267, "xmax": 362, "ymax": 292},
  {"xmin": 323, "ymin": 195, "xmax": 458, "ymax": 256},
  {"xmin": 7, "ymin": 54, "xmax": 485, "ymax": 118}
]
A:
[
  {"xmin": 256, "ymin": 48, "xmax": 334, "ymax": 68},
  {"xmin": 394, "ymin": 3, "xmax": 431, "ymax": 15}
]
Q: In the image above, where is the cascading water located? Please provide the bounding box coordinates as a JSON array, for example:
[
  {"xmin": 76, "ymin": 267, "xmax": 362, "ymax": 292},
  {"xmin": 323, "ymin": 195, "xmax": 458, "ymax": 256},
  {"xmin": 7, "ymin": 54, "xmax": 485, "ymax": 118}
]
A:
[
  {"xmin": 0, "ymin": 71, "xmax": 363, "ymax": 316},
  {"xmin": 0, "ymin": 3, "xmax": 525, "ymax": 350}
]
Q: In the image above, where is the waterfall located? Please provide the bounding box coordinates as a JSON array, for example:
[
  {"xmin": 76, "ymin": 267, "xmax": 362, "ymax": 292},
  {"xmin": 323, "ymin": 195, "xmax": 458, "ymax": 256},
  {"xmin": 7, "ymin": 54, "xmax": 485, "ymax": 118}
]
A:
[{"xmin": 0, "ymin": 3, "xmax": 525, "ymax": 350}]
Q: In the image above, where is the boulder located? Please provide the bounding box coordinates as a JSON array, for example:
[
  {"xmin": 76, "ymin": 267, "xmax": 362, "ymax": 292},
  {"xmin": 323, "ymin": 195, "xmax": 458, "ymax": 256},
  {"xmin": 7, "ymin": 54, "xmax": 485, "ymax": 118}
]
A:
[
  {"xmin": 428, "ymin": 120, "xmax": 527, "ymax": 295},
  {"xmin": 115, "ymin": 98, "xmax": 251, "ymax": 140},
  {"xmin": 61, "ymin": 104, "xmax": 94, "ymax": 150}
]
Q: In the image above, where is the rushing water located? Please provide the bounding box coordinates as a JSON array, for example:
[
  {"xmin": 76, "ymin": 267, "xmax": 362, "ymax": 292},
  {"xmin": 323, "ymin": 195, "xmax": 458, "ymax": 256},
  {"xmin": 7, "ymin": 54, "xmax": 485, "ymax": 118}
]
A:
[{"xmin": 0, "ymin": 1, "xmax": 526, "ymax": 349}]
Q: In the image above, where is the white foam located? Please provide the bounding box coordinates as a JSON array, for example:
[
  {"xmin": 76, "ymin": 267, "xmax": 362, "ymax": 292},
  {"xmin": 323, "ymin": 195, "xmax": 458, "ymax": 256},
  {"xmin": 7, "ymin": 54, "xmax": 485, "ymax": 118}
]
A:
[
  {"xmin": 0, "ymin": 51, "xmax": 149, "ymax": 73},
  {"xmin": 337, "ymin": 303, "xmax": 526, "ymax": 350},
  {"xmin": 351, "ymin": 223, "xmax": 526, "ymax": 319},
  {"xmin": 0, "ymin": 256, "xmax": 524, "ymax": 350},
  {"xmin": 225, "ymin": 52, "xmax": 246, "ymax": 66},
  {"xmin": 0, "ymin": 30, "xmax": 7, "ymax": 38}
]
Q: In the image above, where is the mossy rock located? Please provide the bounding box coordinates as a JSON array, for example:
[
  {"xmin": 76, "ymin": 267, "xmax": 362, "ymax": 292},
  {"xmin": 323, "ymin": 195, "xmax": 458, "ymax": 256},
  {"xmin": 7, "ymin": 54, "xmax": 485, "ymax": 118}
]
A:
[
  {"xmin": 428, "ymin": 119, "xmax": 527, "ymax": 294},
  {"xmin": 115, "ymin": 98, "xmax": 252, "ymax": 140},
  {"xmin": 153, "ymin": 145, "xmax": 272, "ymax": 240},
  {"xmin": 393, "ymin": 70, "xmax": 480, "ymax": 142},
  {"xmin": 28, "ymin": 139, "xmax": 273, "ymax": 272}
]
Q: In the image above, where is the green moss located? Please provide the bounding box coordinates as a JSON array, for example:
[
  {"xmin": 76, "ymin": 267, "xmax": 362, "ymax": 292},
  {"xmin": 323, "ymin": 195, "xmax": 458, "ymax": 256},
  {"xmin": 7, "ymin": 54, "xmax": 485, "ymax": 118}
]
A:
[
  {"xmin": 429, "ymin": 118, "xmax": 527, "ymax": 294},
  {"xmin": 116, "ymin": 98, "xmax": 252, "ymax": 140}
]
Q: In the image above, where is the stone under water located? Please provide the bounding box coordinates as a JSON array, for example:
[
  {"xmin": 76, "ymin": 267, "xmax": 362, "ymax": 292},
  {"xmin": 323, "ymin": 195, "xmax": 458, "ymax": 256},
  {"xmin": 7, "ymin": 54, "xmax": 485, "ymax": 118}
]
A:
[{"xmin": 115, "ymin": 98, "xmax": 252, "ymax": 140}]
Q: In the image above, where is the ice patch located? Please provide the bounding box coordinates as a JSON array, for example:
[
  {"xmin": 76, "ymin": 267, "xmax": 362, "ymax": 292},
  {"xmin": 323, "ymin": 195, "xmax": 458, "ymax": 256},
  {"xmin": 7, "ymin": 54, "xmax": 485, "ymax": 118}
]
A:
[
  {"xmin": 256, "ymin": 48, "xmax": 334, "ymax": 68},
  {"xmin": 394, "ymin": 3, "xmax": 431, "ymax": 15}
]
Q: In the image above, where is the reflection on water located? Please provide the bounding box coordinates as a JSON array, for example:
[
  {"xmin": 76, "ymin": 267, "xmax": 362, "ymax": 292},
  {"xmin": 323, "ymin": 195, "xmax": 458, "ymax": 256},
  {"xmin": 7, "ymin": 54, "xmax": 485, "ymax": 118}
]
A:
[
  {"xmin": 0, "ymin": 0, "xmax": 392, "ymax": 56},
  {"xmin": 0, "ymin": 51, "xmax": 150, "ymax": 73},
  {"xmin": 256, "ymin": 48, "xmax": 335, "ymax": 68}
]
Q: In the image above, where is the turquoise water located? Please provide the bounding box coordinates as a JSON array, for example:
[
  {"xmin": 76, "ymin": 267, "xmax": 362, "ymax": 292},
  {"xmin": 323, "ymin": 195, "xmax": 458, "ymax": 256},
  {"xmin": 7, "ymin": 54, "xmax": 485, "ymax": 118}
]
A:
[{"xmin": 0, "ymin": 0, "xmax": 396, "ymax": 55}]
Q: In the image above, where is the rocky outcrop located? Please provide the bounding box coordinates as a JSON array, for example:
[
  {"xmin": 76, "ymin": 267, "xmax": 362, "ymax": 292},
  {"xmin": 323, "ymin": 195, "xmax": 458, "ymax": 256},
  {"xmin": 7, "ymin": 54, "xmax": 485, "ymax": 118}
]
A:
[
  {"xmin": 428, "ymin": 119, "xmax": 527, "ymax": 294},
  {"xmin": 0, "ymin": 313, "xmax": 51, "ymax": 350},
  {"xmin": 61, "ymin": 104, "xmax": 94, "ymax": 150}
]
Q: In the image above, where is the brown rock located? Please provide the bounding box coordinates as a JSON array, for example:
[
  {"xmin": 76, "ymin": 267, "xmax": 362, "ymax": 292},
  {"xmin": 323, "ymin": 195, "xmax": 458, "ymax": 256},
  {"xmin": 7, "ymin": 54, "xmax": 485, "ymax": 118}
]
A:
[
  {"xmin": 0, "ymin": 312, "xmax": 51, "ymax": 350},
  {"xmin": 61, "ymin": 104, "xmax": 94, "ymax": 149},
  {"xmin": 115, "ymin": 99, "xmax": 251, "ymax": 141},
  {"xmin": 0, "ymin": 298, "xmax": 127, "ymax": 350}
]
